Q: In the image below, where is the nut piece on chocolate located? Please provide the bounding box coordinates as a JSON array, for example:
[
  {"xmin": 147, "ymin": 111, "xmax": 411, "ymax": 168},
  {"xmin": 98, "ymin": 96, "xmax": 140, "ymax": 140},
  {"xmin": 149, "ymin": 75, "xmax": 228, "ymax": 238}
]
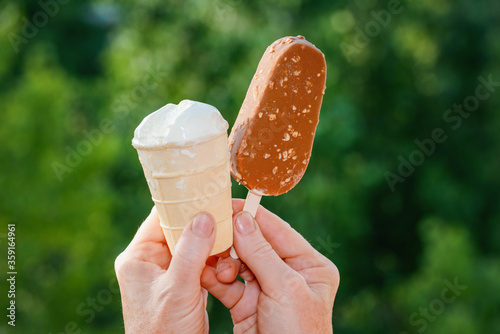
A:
[{"xmin": 229, "ymin": 35, "xmax": 326, "ymax": 196}]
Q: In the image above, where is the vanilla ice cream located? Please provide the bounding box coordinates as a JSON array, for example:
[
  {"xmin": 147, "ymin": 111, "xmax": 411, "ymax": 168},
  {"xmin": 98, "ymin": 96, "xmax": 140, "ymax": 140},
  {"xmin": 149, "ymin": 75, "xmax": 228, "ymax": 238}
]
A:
[
  {"xmin": 132, "ymin": 99, "xmax": 233, "ymax": 255},
  {"xmin": 133, "ymin": 100, "xmax": 229, "ymax": 148}
]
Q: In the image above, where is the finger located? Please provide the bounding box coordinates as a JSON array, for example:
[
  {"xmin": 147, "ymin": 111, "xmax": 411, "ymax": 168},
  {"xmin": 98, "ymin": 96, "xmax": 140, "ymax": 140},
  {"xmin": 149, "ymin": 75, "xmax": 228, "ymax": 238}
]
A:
[
  {"xmin": 201, "ymin": 266, "xmax": 245, "ymax": 309},
  {"xmin": 214, "ymin": 257, "xmax": 256, "ymax": 283},
  {"xmin": 202, "ymin": 288, "xmax": 208, "ymax": 308},
  {"xmin": 206, "ymin": 255, "xmax": 219, "ymax": 268},
  {"xmin": 130, "ymin": 206, "xmax": 167, "ymax": 246},
  {"xmin": 167, "ymin": 213, "xmax": 216, "ymax": 285},
  {"xmin": 122, "ymin": 207, "xmax": 172, "ymax": 269},
  {"xmin": 233, "ymin": 211, "xmax": 295, "ymax": 292},
  {"xmin": 205, "ymin": 247, "xmax": 232, "ymax": 269},
  {"xmin": 232, "ymin": 198, "xmax": 245, "ymax": 215},
  {"xmin": 234, "ymin": 314, "xmax": 258, "ymax": 334},
  {"xmin": 215, "ymin": 257, "xmax": 240, "ymax": 284},
  {"xmin": 238, "ymin": 262, "xmax": 256, "ymax": 282},
  {"xmin": 232, "ymin": 199, "xmax": 317, "ymax": 260}
]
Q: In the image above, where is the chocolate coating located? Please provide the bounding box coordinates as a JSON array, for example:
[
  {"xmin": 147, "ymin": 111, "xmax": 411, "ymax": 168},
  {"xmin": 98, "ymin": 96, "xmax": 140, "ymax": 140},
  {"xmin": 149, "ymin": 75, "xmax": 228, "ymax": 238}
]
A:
[{"xmin": 229, "ymin": 36, "xmax": 326, "ymax": 196}]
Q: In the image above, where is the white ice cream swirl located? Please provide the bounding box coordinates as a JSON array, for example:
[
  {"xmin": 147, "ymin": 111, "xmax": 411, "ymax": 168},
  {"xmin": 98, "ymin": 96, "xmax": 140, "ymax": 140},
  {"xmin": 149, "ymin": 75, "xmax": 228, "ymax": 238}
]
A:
[{"xmin": 132, "ymin": 100, "xmax": 229, "ymax": 148}]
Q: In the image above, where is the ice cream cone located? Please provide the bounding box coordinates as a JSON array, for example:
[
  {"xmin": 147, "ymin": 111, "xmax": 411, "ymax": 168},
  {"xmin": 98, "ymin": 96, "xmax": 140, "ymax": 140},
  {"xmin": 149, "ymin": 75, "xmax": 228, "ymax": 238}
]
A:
[{"xmin": 133, "ymin": 132, "xmax": 233, "ymax": 255}]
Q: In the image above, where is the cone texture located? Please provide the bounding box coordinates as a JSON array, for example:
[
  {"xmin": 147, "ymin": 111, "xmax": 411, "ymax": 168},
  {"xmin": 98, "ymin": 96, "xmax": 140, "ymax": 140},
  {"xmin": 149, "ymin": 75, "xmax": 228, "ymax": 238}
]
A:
[{"xmin": 135, "ymin": 133, "xmax": 232, "ymax": 255}]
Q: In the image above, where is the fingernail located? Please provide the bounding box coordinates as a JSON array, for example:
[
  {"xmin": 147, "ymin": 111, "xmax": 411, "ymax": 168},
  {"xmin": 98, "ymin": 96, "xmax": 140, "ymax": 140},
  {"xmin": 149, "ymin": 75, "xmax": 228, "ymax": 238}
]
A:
[
  {"xmin": 235, "ymin": 212, "xmax": 256, "ymax": 235},
  {"xmin": 216, "ymin": 261, "xmax": 230, "ymax": 274},
  {"xmin": 192, "ymin": 213, "xmax": 214, "ymax": 238}
]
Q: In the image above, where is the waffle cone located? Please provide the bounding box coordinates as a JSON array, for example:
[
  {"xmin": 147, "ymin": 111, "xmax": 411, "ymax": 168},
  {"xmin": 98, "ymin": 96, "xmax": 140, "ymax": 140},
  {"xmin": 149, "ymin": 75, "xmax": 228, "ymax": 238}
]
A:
[{"xmin": 134, "ymin": 133, "xmax": 233, "ymax": 255}]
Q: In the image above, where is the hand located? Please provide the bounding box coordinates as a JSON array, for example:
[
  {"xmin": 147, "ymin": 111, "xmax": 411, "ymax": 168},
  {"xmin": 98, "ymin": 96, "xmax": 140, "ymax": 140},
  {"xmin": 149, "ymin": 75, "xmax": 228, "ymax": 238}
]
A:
[
  {"xmin": 114, "ymin": 207, "xmax": 222, "ymax": 333},
  {"xmin": 201, "ymin": 199, "xmax": 340, "ymax": 334}
]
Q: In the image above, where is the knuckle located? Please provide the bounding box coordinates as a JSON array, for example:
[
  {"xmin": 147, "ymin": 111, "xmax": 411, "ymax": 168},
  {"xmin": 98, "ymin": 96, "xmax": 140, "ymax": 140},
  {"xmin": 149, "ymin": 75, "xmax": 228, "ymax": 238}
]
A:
[
  {"xmin": 315, "ymin": 253, "xmax": 340, "ymax": 286},
  {"xmin": 251, "ymin": 239, "xmax": 274, "ymax": 258},
  {"xmin": 199, "ymin": 272, "xmax": 212, "ymax": 288},
  {"xmin": 114, "ymin": 252, "xmax": 125, "ymax": 273},
  {"xmin": 114, "ymin": 252, "xmax": 133, "ymax": 278},
  {"xmin": 326, "ymin": 261, "xmax": 340, "ymax": 288}
]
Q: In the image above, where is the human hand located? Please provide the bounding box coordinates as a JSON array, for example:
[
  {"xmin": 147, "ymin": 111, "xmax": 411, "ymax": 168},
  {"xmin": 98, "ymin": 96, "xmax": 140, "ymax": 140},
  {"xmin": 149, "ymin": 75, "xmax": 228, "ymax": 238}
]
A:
[
  {"xmin": 114, "ymin": 207, "xmax": 224, "ymax": 333},
  {"xmin": 202, "ymin": 199, "xmax": 340, "ymax": 334}
]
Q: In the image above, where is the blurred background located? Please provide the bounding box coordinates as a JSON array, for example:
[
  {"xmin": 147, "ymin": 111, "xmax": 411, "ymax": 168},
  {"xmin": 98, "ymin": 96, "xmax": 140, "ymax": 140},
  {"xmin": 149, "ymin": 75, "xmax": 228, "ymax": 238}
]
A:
[{"xmin": 1, "ymin": 0, "xmax": 499, "ymax": 333}]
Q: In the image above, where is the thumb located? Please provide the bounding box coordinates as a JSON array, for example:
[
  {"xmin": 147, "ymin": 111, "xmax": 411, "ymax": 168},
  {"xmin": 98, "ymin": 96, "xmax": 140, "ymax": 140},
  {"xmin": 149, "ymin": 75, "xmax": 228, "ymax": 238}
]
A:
[
  {"xmin": 233, "ymin": 211, "xmax": 294, "ymax": 292},
  {"xmin": 168, "ymin": 213, "xmax": 216, "ymax": 285}
]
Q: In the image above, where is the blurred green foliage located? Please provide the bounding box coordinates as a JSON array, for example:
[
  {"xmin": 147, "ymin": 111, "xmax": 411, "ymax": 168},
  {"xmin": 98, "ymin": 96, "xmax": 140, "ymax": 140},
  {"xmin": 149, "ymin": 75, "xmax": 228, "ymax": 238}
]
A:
[{"xmin": 1, "ymin": 0, "xmax": 499, "ymax": 333}]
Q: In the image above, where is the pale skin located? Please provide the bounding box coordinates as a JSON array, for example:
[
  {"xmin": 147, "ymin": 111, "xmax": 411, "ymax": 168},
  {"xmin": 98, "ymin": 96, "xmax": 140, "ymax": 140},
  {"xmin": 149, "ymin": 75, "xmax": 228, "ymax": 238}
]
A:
[{"xmin": 115, "ymin": 199, "xmax": 340, "ymax": 333}]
